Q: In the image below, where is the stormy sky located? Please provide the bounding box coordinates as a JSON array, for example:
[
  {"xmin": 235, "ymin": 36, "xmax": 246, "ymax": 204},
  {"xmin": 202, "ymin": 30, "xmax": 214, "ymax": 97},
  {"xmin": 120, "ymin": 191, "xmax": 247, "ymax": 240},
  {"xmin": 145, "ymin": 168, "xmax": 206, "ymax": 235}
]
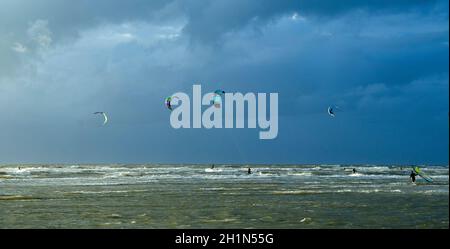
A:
[{"xmin": 0, "ymin": 0, "xmax": 448, "ymax": 165}]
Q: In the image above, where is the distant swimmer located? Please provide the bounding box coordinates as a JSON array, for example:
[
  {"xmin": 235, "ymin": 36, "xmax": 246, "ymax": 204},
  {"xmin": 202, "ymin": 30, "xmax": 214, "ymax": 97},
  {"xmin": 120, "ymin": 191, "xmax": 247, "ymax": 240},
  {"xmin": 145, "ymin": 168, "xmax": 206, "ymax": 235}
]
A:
[
  {"xmin": 248, "ymin": 168, "xmax": 252, "ymax": 174},
  {"xmin": 352, "ymin": 168, "xmax": 357, "ymax": 174},
  {"xmin": 410, "ymin": 170, "xmax": 417, "ymax": 183}
]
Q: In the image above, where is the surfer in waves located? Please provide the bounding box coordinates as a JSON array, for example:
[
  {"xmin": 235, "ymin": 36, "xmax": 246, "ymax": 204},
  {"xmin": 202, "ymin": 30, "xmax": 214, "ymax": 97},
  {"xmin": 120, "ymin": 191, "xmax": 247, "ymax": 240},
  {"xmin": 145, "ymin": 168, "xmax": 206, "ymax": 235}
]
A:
[{"xmin": 248, "ymin": 168, "xmax": 252, "ymax": 174}]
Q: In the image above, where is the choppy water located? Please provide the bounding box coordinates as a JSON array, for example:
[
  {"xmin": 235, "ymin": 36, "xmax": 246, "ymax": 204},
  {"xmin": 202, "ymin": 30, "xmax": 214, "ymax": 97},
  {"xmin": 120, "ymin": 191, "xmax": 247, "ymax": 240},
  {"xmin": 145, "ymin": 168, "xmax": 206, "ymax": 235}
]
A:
[{"xmin": 0, "ymin": 164, "xmax": 448, "ymax": 228}]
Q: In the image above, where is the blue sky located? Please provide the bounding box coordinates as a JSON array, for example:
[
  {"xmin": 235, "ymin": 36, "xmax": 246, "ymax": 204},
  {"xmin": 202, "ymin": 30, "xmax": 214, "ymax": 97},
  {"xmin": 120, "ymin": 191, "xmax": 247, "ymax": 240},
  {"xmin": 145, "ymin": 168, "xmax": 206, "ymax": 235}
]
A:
[{"xmin": 0, "ymin": 0, "xmax": 448, "ymax": 165}]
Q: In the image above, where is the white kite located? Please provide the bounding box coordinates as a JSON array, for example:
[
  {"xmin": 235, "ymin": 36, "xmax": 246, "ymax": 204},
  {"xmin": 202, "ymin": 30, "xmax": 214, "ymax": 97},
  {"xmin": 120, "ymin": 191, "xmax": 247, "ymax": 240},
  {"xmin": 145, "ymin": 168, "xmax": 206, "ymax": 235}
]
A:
[
  {"xmin": 94, "ymin": 112, "xmax": 108, "ymax": 125},
  {"xmin": 327, "ymin": 107, "xmax": 335, "ymax": 117}
]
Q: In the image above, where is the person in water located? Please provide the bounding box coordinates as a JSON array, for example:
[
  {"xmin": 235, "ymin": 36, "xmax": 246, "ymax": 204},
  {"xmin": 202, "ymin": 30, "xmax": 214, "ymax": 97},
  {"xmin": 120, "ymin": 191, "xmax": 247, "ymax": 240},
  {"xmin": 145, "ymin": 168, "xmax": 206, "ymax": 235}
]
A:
[
  {"xmin": 352, "ymin": 168, "xmax": 357, "ymax": 174},
  {"xmin": 410, "ymin": 170, "xmax": 417, "ymax": 183},
  {"xmin": 248, "ymin": 168, "xmax": 252, "ymax": 174},
  {"xmin": 211, "ymin": 164, "xmax": 215, "ymax": 169}
]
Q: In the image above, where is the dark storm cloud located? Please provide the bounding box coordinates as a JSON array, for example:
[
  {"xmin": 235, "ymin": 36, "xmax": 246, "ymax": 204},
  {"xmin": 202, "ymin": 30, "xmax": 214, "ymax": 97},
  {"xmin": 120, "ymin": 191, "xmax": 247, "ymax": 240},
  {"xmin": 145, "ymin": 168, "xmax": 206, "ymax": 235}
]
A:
[
  {"xmin": 0, "ymin": 0, "xmax": 170, "ymax": 76},
  {"xmin": 179, "ymin": 0, "xmax": 446, "ymax": 43},
  {"xmin": 0, "ymin": 0, "xmax": 448, "ymax": 164},
  {"xmin": 1, "ymin": 0, "xmax": 445, "ymax": 43}
]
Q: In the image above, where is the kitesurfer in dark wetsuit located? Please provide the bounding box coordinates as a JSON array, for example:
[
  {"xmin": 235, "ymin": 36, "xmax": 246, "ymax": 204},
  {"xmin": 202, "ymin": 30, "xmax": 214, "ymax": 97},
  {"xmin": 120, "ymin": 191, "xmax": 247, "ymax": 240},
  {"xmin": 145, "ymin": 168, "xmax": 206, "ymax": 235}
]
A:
[
  {"xmin": 410, "ymin": 171, "xmax": 417, "ymax": 183},
  {"xmin": 248, "ymin": 168, "xmax": 252, "ymax": 174},
  {"xmin": 352, "ymin": 168, "xmax": 357, "ymax": 174}
]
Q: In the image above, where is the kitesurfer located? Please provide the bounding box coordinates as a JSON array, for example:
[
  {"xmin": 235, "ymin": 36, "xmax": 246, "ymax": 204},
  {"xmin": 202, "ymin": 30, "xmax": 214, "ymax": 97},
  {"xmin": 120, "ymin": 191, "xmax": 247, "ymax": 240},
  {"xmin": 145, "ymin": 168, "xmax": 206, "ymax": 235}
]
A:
[
  {"xmin": 410, "ymin": 170, "xmax": 417, "ymax": 183},
  {"xmin": 248, "ymin": 168, "xmax": 252, "ymax": 174},
  {"xmin": 352, "ymin": 168, "xmax": 357, "ymax": 174}
]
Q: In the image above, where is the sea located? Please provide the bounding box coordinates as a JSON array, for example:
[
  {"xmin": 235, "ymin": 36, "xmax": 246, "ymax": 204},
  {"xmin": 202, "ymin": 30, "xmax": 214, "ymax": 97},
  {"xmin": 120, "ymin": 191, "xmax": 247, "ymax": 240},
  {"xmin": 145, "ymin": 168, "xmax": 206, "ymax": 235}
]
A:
[{"xmin": 0, "ymin": 164, "xmax": 448, "ymax": 228}]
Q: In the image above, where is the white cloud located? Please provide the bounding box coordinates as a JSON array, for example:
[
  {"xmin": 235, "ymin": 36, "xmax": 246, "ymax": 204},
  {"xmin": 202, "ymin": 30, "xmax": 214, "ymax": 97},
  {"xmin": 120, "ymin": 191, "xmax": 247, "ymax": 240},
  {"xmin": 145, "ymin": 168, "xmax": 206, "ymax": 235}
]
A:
[
  {"xmin": 74, "ymin": 21, "xmax": 185, "ymax": 50},
  {"xmin": 11, "ymin": 42, "xmax": 27, "ymax": 53},
  {"xmin": 290, "ymin": 12, "xmax": 306, "ymax": 22},
  {"xmin": 27, "ymin": 19, "xmax": 53, "ymax": 49}
]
